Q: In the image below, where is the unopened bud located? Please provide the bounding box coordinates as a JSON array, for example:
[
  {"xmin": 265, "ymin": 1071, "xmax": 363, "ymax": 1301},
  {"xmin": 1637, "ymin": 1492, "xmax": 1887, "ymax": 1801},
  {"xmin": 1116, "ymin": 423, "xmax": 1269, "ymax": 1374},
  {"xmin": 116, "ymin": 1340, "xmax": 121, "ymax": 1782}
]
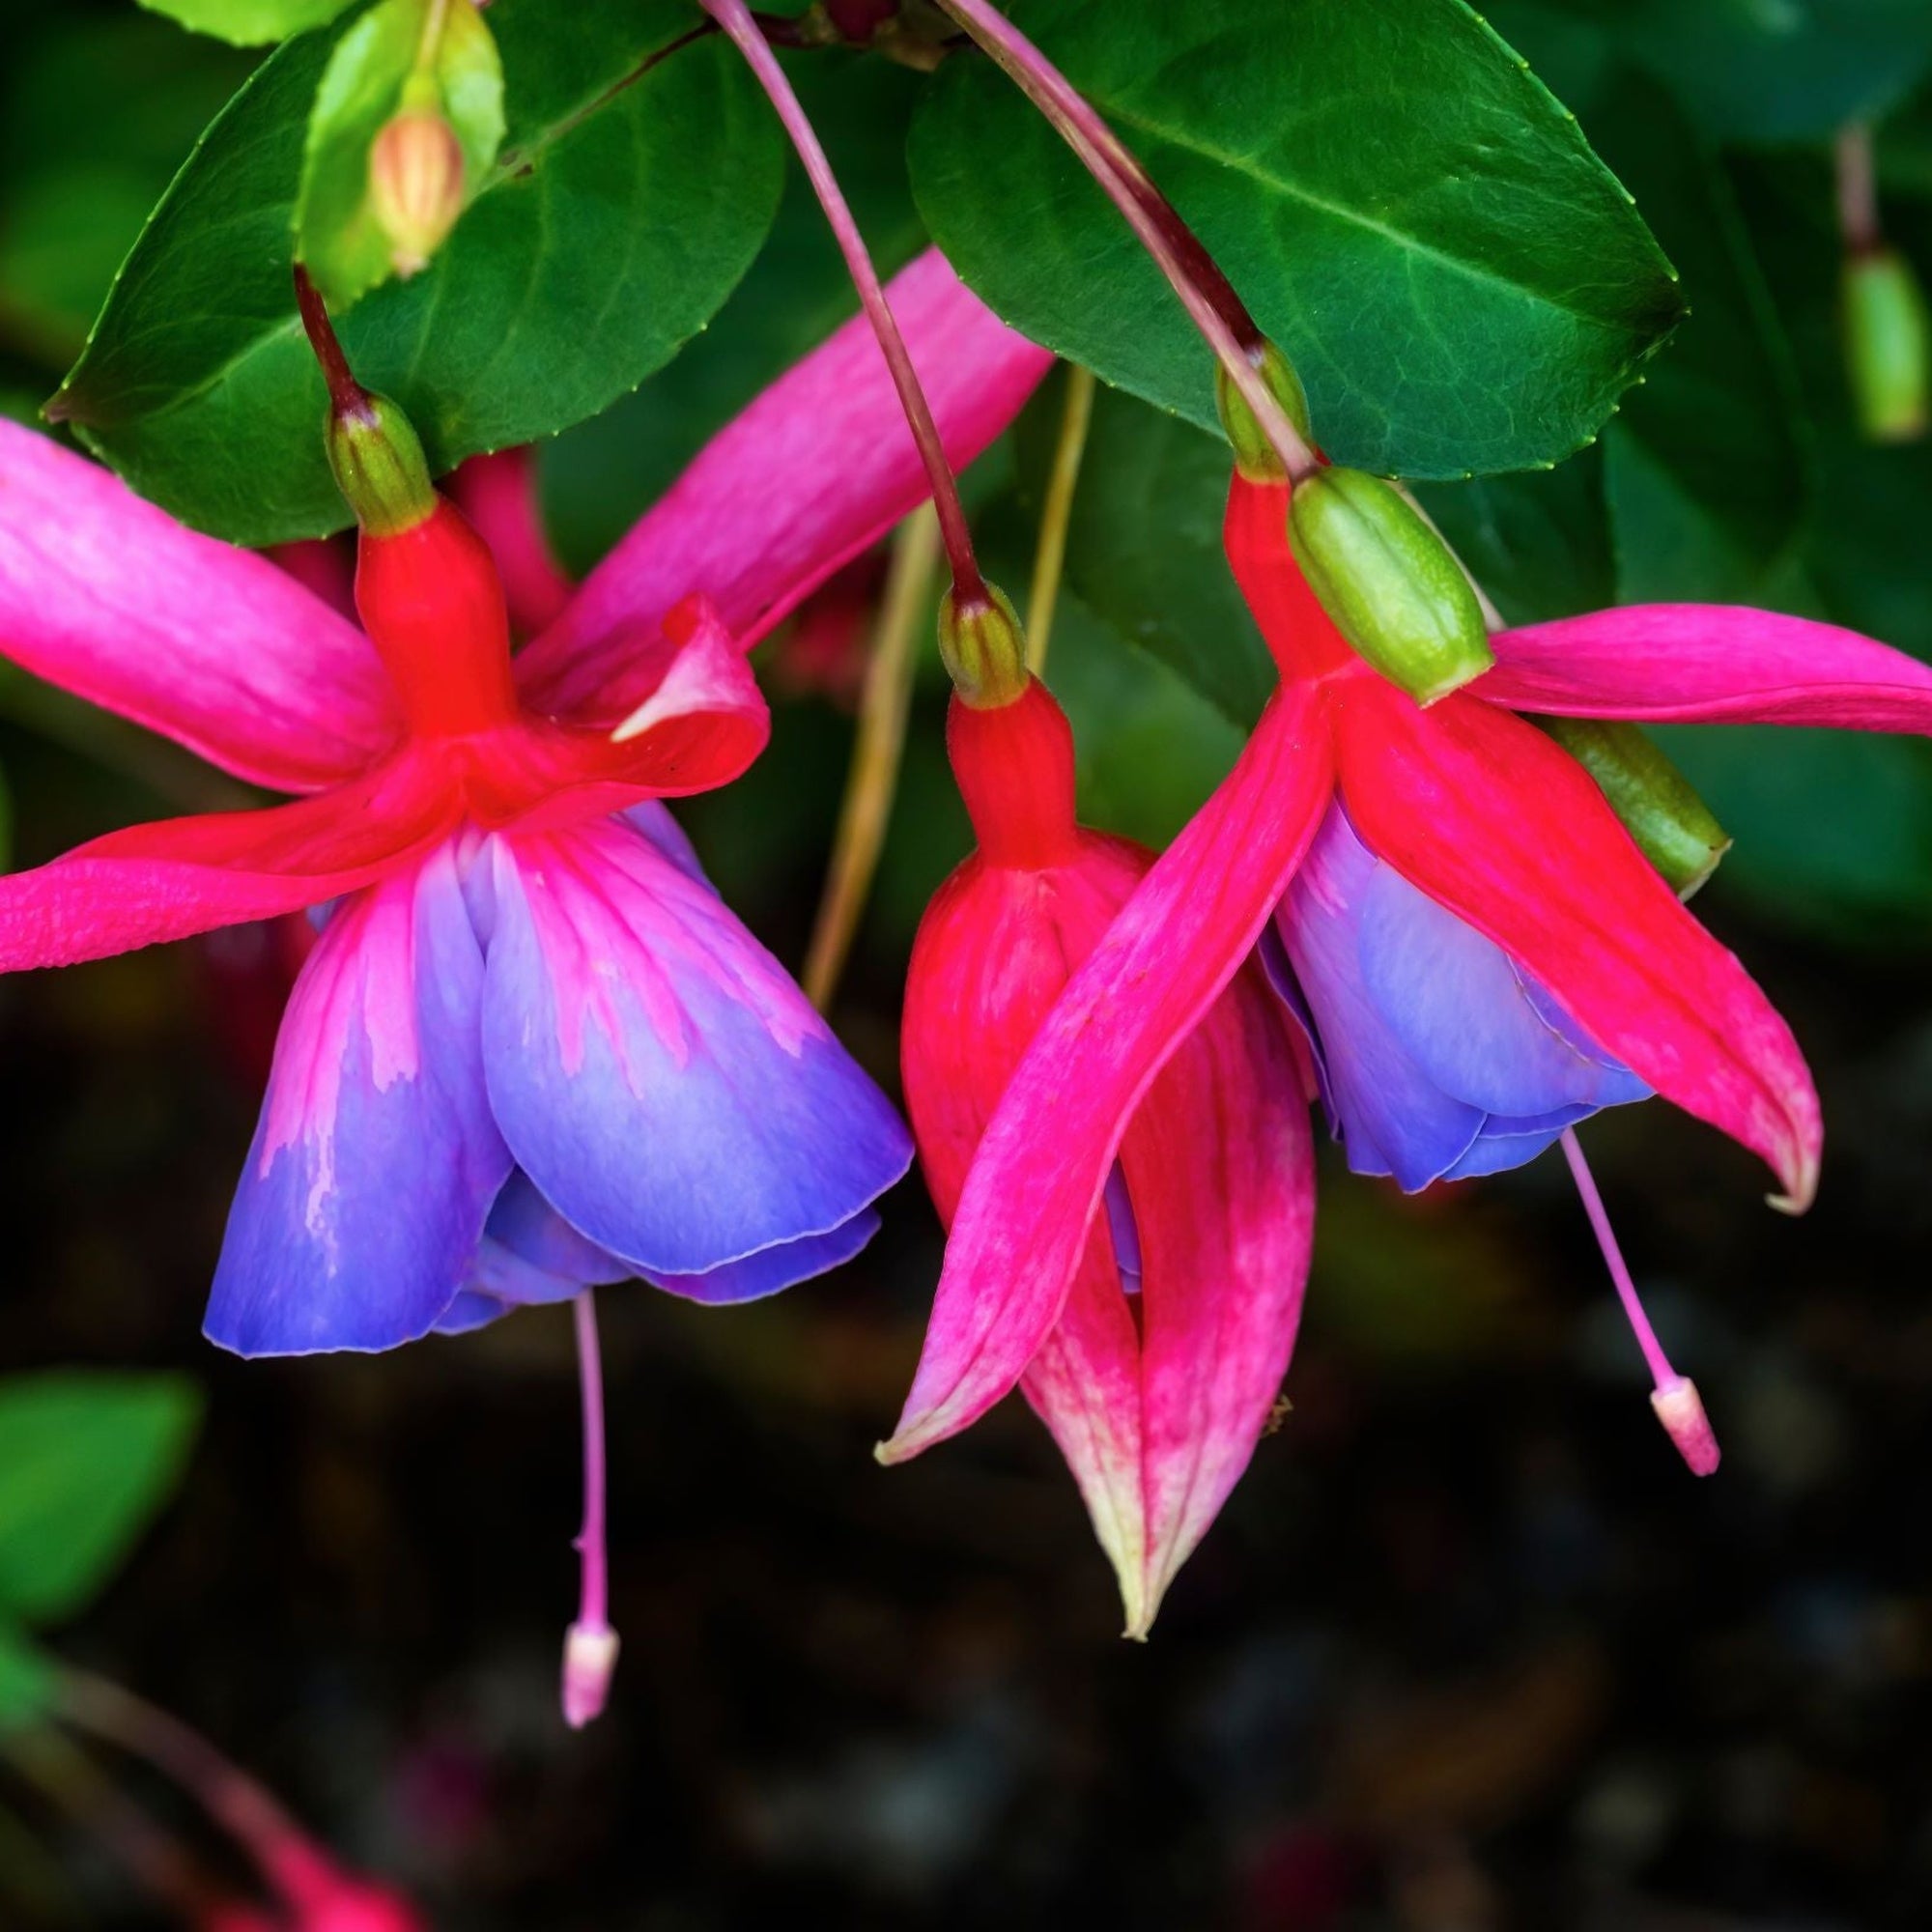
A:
[
  {"xmin": 1215, "ymin": 341, "xmax": 1313, "ymax": 482},
  {"xmin": 369, "ymin": 106, "xmax": 465, "ymax": 278},
  {"xmin": 1843, "ymin": 245, "xmax": 1930, "ymax": 442},
  {"xmin": 1287, "ymin": 467, "xmax": 1493, "ymax": 704},
  {"xmin": 937, "ymin": 581, "xmax": 1029, "ymax": 709},
  {"xmin": 325, "ymin": 391, "xmax": 436, "ymax": 538},
  {"xmin": 561, "ymin": 1620, "xmax": 620, "ymax": 1729},
  {"xmin": 1651, "ymin": 1376, "xmax": 1720, "ymax": 1477},
  {"xmin": 1537, "ymin": 717, "xmax": 1730, "ymax": 897}
]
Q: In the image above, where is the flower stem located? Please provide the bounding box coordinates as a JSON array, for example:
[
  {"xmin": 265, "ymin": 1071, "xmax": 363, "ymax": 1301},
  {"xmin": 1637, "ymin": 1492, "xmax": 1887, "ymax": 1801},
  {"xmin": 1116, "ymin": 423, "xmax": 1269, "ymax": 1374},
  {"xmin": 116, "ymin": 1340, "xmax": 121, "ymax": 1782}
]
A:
[
  {"xmin": 53, "ymin": 1668, "xmax": 331, "ymax": 1904},
  {"xmin": 804, "ymin": 504, "xmax": 942, "ymax": 1010},
  {"xmin": 1024, "ymin": 363, "xmax": 1094, "ymax": 674},
  {"xmin": 930, "ymin": 0, "xmax": 1319, "ymax": 483},
  {"xmin": 702, "ymin": 0, "xmax": 990, "ymax": 605},
  {"xmin": 292, "ymin": 265, "xmax": 376, "ymax": 425},
  {"xmin": 1836, "ymin": 122, "xmax": 1881, "ymax": 256},
  {"xmin": 561, "ymin": 1290, "xmax": 620, "ymax": 1728}
]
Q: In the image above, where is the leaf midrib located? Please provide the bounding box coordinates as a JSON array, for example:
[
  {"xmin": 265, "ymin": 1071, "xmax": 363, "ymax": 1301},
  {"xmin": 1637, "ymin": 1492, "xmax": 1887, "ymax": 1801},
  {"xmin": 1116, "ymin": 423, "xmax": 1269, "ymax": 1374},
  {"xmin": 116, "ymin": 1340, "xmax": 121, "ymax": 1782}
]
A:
[{"xmin": 1098, "ymin": 94, "xmax": 1661, "ymax": 335}]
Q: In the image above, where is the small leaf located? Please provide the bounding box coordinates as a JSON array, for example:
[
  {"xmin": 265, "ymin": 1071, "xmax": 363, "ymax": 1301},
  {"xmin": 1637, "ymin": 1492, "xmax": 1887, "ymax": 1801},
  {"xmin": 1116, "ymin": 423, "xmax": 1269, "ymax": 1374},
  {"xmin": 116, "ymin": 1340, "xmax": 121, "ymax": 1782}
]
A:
[
  {"xmin": 0, "ymin": 1373, "xmax": 201, "ymax": 1627},
  {"xmin": 53, "ymin": 0, "xmax": 784, "ymax": 545},
  {"xmin": 138, "ymin": 0, "xmax": 356, "ymax": 46},
  {"xmin": 297, "ymin": 0, "xmax": 506, "ymax": 307},
  {"xmin": 911, "ymin": 0, "xmax": 1685, "ymax": 479},
  {"xmin": 0, "ymin": 1624, "xmax": 54, "ymax": 1734}
]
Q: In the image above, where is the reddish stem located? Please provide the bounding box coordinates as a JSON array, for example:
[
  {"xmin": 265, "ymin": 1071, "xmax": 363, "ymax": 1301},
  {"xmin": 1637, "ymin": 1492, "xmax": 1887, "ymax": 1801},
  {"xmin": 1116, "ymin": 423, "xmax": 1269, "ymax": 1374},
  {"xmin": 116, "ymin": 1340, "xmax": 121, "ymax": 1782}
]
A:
[
  {"xmin": 292, "ymin": 264, "xmax": 376, "ymax": 424},
  {"xmin": 932, "ymin": 0, "xmax": 1318, "ymax": 482},
  {"xmin": 1836, "ymin": 122, "xmax": 1881, "ymax": 257},
  {"xmin": 701, "ymin": 0, "xmax": 990, "ymax": 605}
]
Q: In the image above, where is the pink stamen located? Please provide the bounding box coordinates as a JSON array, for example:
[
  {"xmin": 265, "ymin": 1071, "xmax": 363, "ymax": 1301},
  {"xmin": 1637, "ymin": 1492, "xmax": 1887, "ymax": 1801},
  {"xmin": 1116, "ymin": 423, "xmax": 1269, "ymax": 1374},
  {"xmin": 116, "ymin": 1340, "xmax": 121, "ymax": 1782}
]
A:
[
  {"xmin": 700, "ymin": 0, "xmax": 990, "ymax": 606},
  {"xmin": 1559, "ymin": 1127, "xmax": 1720, "ymax": 1477},
  {"xmin": 561, "ymin": 1290, "xmax": 619, "ymax": 1728}
]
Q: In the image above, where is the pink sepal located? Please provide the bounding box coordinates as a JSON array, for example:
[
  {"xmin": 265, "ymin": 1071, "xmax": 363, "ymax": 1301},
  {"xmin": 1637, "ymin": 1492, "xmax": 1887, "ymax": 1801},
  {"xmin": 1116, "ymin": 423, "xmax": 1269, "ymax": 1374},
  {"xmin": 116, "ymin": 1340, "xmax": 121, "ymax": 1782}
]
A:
[
  {"xmin": 0, "ymin": 421, "xmax": 397, "ymax": 790},
  {"xmin": 883, "ymin": 681, "xmax": 1334, "ymax": 1460},
  {"xmin": 516, "ymin": 249, "xmax": 1052, "ymax": 724},
  {"xmin": 1484, "ymin": 603, "xmax": 1932, "ymax": 731},
  {"xmin": 1332, "ymin": 680, "xmax": 1821, "ymax": 1209}
]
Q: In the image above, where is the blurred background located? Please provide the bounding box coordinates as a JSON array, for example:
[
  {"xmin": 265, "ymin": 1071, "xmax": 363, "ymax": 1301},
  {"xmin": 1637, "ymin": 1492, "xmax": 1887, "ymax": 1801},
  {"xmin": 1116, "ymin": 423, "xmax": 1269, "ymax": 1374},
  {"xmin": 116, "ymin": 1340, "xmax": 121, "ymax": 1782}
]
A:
[{"xmin": 7, "ymin": 2, "xmax": 1932, "ymax": 1926}]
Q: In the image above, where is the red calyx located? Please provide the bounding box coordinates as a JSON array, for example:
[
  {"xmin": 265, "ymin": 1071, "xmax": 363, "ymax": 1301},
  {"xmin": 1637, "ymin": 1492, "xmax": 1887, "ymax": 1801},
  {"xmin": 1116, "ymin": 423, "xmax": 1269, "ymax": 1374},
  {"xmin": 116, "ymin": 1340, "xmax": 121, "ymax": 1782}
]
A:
[
  {"xmin": 1222, "ymin": 473, "xmax": 1354, "ymax": 685},
  {"xmin": 945, "ymin": 677, "xmax": 1080, "ymax": 870},
  {"xmin": 354, "ymin": 498, "xmax": 519, "ymax": 738}
]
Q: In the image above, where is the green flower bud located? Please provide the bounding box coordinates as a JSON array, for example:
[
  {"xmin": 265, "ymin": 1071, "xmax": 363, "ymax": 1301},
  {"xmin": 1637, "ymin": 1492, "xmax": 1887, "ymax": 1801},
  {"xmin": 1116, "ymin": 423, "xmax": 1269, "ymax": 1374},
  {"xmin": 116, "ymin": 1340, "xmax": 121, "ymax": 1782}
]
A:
[
  {"xmin": 325, "ymin": 390, "xmax": 436, "ymax": 537},
  {"xmin": 1286, "ymin": 468, "xmax": 1493, "ymax": 704},
  {"xmin": 1843, "ymin": 245, "xmax": 1930, "ymax": 442},
  {"xmin": 1538, "ymin": 716, "xmax": 1731, "ymax": 897},
  {"xmin": 937, "ymin": 582, "xmax": 1029, "ymax": 709},
  {"xmin": 1214, "ymin": 342, "xmax": 1313, "ymax": 482}
]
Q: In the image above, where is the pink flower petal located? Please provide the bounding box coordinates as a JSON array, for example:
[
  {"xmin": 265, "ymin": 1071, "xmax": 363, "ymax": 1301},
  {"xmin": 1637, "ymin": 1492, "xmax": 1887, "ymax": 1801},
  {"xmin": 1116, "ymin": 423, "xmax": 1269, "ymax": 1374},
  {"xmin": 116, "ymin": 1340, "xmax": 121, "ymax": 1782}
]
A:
[
  {"xmin": 1119, "ymin": 960, "xmax": 1313, "ymax": 1634},
  {"xmin": 1332, "ymin": 680, "xmax": 1821, "ymax": 1208},
  {"xmin": 449, "ymin": 447, "xmax": 574, "ymax": 639},
  {"xmin": 0, "ymin": 422, "xmax": 398, "ymax": 790},
  {"xmin": 467, "ymin": 597, "xmax": 770, "ymax": 832},
  {"xmin": 0, "ymin": 755, "xmax": 457, "ymax": 972},
  {"xmin": 517, "ymin": 249, "xmax": 1053, "ymax": 726},
  {"xmin": 882, "ymin": 681, "xmax": 1335, "ymax": 1461},
  {"xmin": 1483, "ymin": 603, "xmax": 1932, "ymax": 730}
]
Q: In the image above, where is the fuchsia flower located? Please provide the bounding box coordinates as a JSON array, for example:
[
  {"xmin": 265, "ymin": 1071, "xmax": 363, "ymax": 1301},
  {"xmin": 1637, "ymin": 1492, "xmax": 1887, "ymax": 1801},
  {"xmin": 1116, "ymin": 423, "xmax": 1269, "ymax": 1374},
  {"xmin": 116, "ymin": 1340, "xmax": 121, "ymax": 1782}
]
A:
[
  {"xmin": 0, "ymin": 249, "xmax": 1049, "ymax": 1353},
  {"xmin": 897, "ymin": 675, "xmax": 1311, "ymax": 1633},
  {"xmin": 885, "ymin": 463, "xmax": 1932, "ymax": 1507}
]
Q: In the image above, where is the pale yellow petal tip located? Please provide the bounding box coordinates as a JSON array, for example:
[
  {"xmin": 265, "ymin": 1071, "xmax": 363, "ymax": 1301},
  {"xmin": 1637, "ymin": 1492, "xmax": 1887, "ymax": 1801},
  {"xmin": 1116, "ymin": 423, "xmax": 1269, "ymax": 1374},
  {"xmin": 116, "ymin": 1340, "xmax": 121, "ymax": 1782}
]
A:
[{"xmin": 610, "ymin": 705, "xmax": 651, "ymax": 745}]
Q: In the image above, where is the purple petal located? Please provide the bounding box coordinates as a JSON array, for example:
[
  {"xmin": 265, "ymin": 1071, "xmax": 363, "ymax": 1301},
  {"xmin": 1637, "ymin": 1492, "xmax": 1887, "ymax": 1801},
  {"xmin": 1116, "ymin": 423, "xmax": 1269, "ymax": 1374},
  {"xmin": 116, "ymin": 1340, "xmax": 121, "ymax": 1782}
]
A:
[
  {"xmin": 478, "ymin": 817, "xmax": 912, "ymax": 1277},
  {"xmin": 1277, "ymin": 807, "xmax": 1484, "ymax": 1189},
  {"xmin": 205, "ymin": 845, "xmax": 511, "ymax": 1355},
  {"xmin": 649, "ymin": 1211, "xmax": 882, "ymax": 1304}
]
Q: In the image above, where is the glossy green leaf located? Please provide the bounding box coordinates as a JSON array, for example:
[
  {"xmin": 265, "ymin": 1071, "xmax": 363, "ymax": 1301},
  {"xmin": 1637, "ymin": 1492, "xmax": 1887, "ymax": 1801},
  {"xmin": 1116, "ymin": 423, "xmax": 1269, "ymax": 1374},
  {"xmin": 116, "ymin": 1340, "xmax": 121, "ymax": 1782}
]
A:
[
  {"xmin": 1013, "ymin": 376, "xmax": 1270, "ymax": 730},
  {"xmin": 0, "ymin": 1374, "xmax": 200, "ymax": 1626},
  {"xmin": 138, "ymin": 0, "xmax": 355, "ymax": 45},
  {"xmin": 1413, "ymin": 449, "xmax": 1615, "ymax": 626},
  {"xmin": 542, "ymin": 47, "xmax": 928, "ymax": 573},
  {"xmin": 297, "ymin": 0, "xmax": 505, "ymax": 307},
  {"xmin": 910, "ymin": 0, "xmax": 1684, "ymax": 479},
  {"xmin": 53, "ymin": 0, "xmax": 784, "ymax": 544}
]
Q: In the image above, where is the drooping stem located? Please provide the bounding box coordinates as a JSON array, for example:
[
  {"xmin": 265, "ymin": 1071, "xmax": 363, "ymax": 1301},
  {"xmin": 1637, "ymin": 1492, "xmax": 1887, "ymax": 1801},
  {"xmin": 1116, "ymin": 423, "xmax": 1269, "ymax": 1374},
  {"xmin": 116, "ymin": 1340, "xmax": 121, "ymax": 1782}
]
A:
[
  {"xmin": 1024, "ymin": 363, "xmax": 1094, "ymax": 674},
  {"xmin": 702, "ymin": 0, "xmax": 989, "ymax": 604},
  {"xmin": 804, "ymin": 504, "xmax": 943, "ymax": 1010},
  {"xmin": 930, "ymin": 0, "xmax": 1319, "ymax": 484},
  {"xmin": 1836, "ymin": 122, "xmax": 1881, "ymax": 256},
  {"xmin": 573, "ymin": 1289, "xmax": 610, "ymax": 1635},
  {"xmin": 53, "ymin": 1668, "xmax": 329, "ymax": 1901},
  {"xmin": 292, "ymin": 264, "xmax": 374, "ymax": 424}
]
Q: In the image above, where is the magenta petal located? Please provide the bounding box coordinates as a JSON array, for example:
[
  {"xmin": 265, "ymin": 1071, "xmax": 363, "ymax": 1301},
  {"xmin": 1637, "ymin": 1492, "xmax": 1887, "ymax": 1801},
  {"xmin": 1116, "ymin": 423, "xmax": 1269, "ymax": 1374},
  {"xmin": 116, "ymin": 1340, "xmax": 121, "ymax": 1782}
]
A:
[
  {"xmin": 1483, "ymin": 603, "xmax": 1932, "ymax": 730},
  {"xmin": 0, "ymin": 421, "xmax": 398, "ymax": 789},
  {"xmin": 881, "ymin": 682, "xmax": 1335, "ymax": 1462},
  {"xmin": 0, "ymin": 756, "xmax": 457, "ymax": 972},
  {"xmin": 205, "ymin": 845, "xmax": 513, "ymax": 1355},
  {"xmin": 476, "ymin": 817, "xmax": 910, "ymax": 1277},
  {"xmin": 516, "ymin": 249, "xmax": 1053, "ymax": 726}
]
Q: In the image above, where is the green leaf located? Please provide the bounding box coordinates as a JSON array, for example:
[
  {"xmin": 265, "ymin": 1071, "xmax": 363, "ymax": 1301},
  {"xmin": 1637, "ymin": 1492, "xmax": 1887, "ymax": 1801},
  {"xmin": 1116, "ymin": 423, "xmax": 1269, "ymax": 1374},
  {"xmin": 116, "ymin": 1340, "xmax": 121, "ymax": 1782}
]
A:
[
  {"xmin": 1013, "ymin": 375, "xmax": 1271, "ymax": 730},
  {"xmin": 0, "ymin": 1624, "xmax": 54, "ymax": 1735},
  {"xmin": 1537, "ymin": 0, "xmax": 1932, "ymax": 143},
  {"xmin": 1413, "ymin": 450, "xmax": 1615, "ymax": 627},
  {"xmin": 137, "ymin": 0, "xmax": 357, "ymax": 46},
  {"xmin": 0, "ymin": 15, "xmax": 251, "ymax": 370},
  {"xmin": 909, "ymin": 0, "xmax": 1685, "ymax": 479},
  {"xmin": 53, "ymin": 0, "xmax": 785, "ymax": 544},
  {"xmin": 297, "ymin": 0, "xmax": 505, "ymax": 308},
  {"xmin": 0, "ymin": 1374, "xmax": 201, "ymax": 1627},
  {"xmin": 542, "ymin": 47, "xmax": 929, "ymax": 573}
]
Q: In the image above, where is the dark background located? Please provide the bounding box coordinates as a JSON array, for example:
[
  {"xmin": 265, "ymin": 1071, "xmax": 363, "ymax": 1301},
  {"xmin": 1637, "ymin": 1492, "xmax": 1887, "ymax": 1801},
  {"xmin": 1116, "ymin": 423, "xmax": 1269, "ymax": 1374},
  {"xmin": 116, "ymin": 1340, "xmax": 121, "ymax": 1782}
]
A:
[{"xmin": 6, "ymin": 3, "xmax": 1932, "ymax": 1927}]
